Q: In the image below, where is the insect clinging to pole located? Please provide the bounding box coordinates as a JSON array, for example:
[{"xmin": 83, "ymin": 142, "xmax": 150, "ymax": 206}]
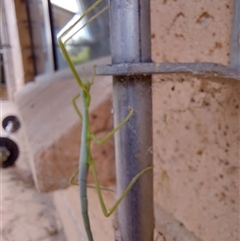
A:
[{"xmin": 57, "ymin": 1, "xmax": 152, "ymax": 240}]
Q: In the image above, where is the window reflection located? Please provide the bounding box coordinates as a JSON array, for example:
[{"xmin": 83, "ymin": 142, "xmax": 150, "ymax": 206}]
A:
[
  {"xmin": 51, "ymin": 3, "xmax": 76, "ymax": 69},
  {"xmin": 52, "ymin": 0, "xmax": 110, "ymax": 69},
  {"xmin": 50, "ymin": 0, "xmax": 78, "ymax": 13},
  {"xmin": 27, "ymin": 0, "xmax": 110, "ymax": 75}
]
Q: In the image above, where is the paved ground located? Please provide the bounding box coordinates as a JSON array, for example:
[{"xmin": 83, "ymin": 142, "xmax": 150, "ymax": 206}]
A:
[{"xmin": 1, "ymin": 101, "xmax": 66, "ymax": 241}]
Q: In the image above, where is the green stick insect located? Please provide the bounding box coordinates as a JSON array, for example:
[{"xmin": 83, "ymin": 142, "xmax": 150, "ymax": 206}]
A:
[{"xmin": 58, "ymin": 1, "xmax": 151, "ymax": 240}]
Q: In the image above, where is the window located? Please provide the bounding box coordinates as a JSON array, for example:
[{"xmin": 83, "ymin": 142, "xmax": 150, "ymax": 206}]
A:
[{"xmin": 27, "ymin": 0, "xmax": 110, "ymax": 75}]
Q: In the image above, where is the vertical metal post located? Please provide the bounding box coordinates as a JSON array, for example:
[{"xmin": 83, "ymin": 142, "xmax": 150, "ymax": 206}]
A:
[
  {"xmin": 230, "ymin": 0, "xmax": 240, "ymax": 70},
  {"xmin": 109, "ymin": 0, "xmax": 153, "ymax": 241}
]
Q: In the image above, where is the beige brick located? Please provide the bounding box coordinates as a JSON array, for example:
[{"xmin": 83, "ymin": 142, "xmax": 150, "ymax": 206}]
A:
[
  {"xmin": 151, "ymin": 1, "xmax": 239, "ymax": 241},
  {"xmin": 151, "ymin": 0, "xmax": 232, "ymax": 64},
  {"xmin": 15, "ymin": 73, "xmax": 114, "ymax": 192},
  {"xmin": 153, "ymin": 74, "xmax": 239, "ymax": 241}
]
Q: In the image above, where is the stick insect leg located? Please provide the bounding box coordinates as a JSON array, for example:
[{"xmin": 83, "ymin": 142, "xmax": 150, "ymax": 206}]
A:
[
  {"xmin": 89, "ymin": 157, "xmax": 152, "ymax": 217},
  {"xmin": 91, "ymin": 107, "xmax": 134, "ymax": 144},
  {"xmin": 89, "ymin": 66, "xmax": 96, "ymax": 86},
  {"xmin": 69, "ymin": 166, "xmax": 114, "ymax": 193},
  {"xmin": 68, "ymin": 93, "xmax": 82, "ymax": 185},
  {"xmin": 69, "ymin": 167, "xmax": 79, "ymax": 185},
  {"xmin": 72, "ymin": 93, "xmax": 83, "ymax": 121}
]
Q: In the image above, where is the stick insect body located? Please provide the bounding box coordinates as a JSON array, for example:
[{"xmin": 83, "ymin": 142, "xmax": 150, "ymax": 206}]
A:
[{"xmin": 58, "ymin": 1, "xmax": 151, "ymax": 240}]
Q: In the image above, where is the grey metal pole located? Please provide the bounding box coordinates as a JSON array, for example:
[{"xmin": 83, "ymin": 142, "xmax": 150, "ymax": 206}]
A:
[
  {"xmin": 109, "ymin": 0, "xmax": 153, "ymax": 241},
  {"xmin": 230, "ymin": 0, "xmax": 240, "ymax": 70}
]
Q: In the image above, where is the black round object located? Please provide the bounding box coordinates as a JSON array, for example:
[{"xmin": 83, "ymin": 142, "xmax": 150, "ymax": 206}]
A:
[
  {"xmin": 2, "ymin": 115, "xmax": 21, "ymax": 133},
  {"xmin": 0, "ymin": 137, "xmax": 19, "ymax": 168}
]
